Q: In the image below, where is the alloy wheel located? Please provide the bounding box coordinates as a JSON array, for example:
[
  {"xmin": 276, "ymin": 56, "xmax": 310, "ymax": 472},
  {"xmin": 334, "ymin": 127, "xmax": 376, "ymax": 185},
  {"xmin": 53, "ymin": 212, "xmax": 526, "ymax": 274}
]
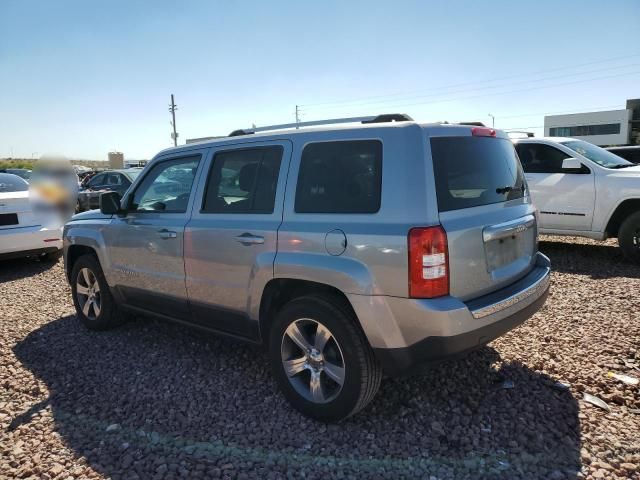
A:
[
  {"xmin": 280, "ymin": 318, "xmax": 346, "ymax": 404},
  {"xmin": 76, "ymin": 267, "xmax": 101, "ymax": 320}
]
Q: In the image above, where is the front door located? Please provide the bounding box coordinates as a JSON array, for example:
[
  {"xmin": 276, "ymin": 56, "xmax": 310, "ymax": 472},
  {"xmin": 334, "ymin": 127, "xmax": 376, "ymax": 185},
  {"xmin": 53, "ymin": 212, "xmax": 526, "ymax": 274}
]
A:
[
  {"xmin": 184, "ymin": 141, "xmax": 290, "ymax": 338},
  {"xmin": 104, "ymin": 152, "xmax": 204, "ymax": 319},
  {"xmin": 516, "ymin": 142, "xmax": 595, "ymax": 231}
]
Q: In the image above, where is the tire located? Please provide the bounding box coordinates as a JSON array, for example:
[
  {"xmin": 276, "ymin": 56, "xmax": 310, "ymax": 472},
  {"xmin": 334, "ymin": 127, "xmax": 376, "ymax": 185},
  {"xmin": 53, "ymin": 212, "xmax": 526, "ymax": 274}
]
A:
[
  {"xmin": 70, "ymin": 254, "xmax": 125, "ymax": 330},
  {"xmin": 268, "ymin": 295, "xmax": 382, "ymax": 422},
  {"xmin": 618, "ymin": 211, "xmax": 640, "ymax": 264}
]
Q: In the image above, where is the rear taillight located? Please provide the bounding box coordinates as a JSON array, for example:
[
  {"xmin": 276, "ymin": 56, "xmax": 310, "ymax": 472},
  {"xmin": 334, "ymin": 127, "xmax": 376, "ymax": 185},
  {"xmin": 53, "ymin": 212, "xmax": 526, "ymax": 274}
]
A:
[
  {"xmin": 471, "ymin": 127, "xmax": 496, "ymax": 137},
  {"xmin": 408, "ymin": 226, "xmax": 449, "ymax": 298}
]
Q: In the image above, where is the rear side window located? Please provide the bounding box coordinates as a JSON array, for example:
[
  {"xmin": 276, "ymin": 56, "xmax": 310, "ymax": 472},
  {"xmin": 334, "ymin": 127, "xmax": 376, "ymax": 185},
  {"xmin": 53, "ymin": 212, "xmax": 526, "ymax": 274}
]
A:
[
  {"xmin": 295, "ymin": 140, "xmax": 382, "ymax": 213},
  {"xmin": 430, "ymin": 137, "xmax": 525, "ymax": 212},
  {"xmin": 202, "ymin": 146, "xmax": 283, "ymax": 214}
]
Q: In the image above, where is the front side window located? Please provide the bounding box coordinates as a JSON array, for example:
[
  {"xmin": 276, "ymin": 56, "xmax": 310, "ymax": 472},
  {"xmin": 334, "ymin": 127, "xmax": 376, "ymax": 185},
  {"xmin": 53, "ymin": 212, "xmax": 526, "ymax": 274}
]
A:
[
  {"xmin": 131, "ymin": 155, "xmax": 200, "ymax": 212},
  {"xmin": 202, "ymin": 146, "xmax": 283, "ymax": 213},
  {"xmin": 561, "ymin": 140, "xmax": 633, "ymax": 169},
  {"xmin": 295, "ymin": 140, "xmax": 382, "ymax": 214},
  {"xmin": 516, "ymin": 143, "xmax": 570, "ymax": 174}
]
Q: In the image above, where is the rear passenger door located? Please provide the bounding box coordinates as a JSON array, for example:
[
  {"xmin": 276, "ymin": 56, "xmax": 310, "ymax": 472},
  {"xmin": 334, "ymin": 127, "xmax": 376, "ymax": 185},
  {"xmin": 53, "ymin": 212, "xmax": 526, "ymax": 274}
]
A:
[{"xmin": 184, "ymin": 141, "xmax": 291, "ymax": 338}]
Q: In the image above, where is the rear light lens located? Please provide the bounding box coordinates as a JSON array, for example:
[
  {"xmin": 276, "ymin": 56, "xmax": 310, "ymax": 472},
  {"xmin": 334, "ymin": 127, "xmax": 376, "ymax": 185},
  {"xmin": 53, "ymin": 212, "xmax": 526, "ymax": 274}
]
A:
[
  {"xmin": 471, "ymin": 127, "xmax": 496, "ymax": 137},
  {"xmin": 408, "ymin": 226, "xmax": 449, "ymax": 298}
]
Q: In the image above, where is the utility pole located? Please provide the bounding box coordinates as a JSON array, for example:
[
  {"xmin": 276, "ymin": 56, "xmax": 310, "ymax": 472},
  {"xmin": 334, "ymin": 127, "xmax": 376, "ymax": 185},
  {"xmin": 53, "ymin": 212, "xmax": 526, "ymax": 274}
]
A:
[
  {"xmin": 295, "ymin": 105, "xmax": 301, "ymax": 129},
  {"xmin": 488, "ymin": 113, "xmax": 495, "ymax": 128},
  {"xmin": 169, "ymin": 94, "xmax": 178, "ymax": 146}
]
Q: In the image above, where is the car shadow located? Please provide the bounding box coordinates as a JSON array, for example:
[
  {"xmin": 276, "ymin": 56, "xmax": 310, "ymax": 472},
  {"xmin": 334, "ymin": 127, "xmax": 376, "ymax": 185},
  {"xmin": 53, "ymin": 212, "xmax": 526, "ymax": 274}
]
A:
[
  {"xmin": 0, "ymin": 256, "xmax": 60, "ymax": 283},
  {"xmin": 539, "ymin": 238, "xmax": 640, "ymax": 279},
  {"xmin": 13, "ymin": 315, "xmax": 581, "ymax": 479}
]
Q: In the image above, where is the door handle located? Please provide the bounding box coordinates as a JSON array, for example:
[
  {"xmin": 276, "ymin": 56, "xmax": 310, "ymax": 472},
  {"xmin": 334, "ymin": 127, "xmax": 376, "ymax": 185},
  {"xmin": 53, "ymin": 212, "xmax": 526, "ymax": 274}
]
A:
[
  {"xmin": 158, "ymin": 229, "xmax": 177, "ymax": 239},
  {"xmin": 234, "ymin": 233, "xmax": 265, "ymax": 245}
]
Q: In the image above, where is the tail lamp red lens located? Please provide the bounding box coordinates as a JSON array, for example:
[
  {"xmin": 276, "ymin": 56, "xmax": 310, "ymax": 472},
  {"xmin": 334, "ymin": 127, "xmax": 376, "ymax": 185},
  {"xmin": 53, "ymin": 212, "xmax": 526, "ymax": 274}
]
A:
[
  {"xmin": 408, "ymin": 226, "xmax": 449, "ymax": 298},
  {"xmin": 471, "ymin": 127, "xmax": 496, "ymax": 137}
]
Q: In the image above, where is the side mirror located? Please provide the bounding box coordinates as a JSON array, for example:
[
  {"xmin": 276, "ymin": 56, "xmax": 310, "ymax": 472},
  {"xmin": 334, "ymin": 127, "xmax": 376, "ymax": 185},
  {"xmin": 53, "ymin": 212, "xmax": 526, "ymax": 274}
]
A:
[
  {"xmin": 562, "ymin": 157, "xmax": 582, "ymax": 171},
  {"xmin": 99, "ymin": 191, "xmax": 123, "ymax": 215}
]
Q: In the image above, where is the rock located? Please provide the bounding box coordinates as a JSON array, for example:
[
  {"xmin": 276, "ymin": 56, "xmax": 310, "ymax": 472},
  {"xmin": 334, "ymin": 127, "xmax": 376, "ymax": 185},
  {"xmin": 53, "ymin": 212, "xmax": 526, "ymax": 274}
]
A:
[{"xmin": 105, "ymin": 423, "xmax": 121, "ymax": 432}]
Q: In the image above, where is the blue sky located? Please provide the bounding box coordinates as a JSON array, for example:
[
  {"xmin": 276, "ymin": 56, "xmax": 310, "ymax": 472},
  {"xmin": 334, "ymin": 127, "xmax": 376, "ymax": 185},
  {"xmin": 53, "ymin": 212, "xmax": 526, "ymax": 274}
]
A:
[{"xmin": 1, "ymin": 0, "xmax": 639, "ymax": 160}]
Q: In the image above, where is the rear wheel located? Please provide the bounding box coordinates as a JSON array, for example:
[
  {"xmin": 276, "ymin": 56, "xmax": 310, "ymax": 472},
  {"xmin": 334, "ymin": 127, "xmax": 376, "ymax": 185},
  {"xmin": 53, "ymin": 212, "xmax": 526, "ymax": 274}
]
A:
[
  {"xmin": 70, "ymin": 254, "xmax": 125, "ymax": 330},
  {"xmin": 269, "ymin": 295, "xmax": 382, "ymax": 422},
  {"xmin": 618, "ymin": 211, "xmax": 640, "ymax": 264}
]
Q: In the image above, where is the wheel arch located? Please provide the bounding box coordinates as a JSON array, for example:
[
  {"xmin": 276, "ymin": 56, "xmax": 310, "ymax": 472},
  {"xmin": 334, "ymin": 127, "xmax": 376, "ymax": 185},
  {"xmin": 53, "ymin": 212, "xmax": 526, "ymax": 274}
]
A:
[
  {"xmin": 605, "ymin": 199, "xmax": 640, "ymax": 238},
  {"xmin": 64, "ymin": 225, "xmax": 109, "ymax": 282},
  {"xmin": 258, "ymin": 278, "xmax": 363, "ymax": 345}
]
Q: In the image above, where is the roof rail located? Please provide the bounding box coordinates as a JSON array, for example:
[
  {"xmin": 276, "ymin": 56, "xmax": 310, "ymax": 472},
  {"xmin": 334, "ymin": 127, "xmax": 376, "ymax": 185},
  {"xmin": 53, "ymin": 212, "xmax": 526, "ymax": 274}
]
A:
[
  {"xmin": 457, "ymin": 121, "xmax": 486, "ymax": 127},
  {"xmin": 228, "ymin": 113, "xmax": 414, "ymax": 136}
]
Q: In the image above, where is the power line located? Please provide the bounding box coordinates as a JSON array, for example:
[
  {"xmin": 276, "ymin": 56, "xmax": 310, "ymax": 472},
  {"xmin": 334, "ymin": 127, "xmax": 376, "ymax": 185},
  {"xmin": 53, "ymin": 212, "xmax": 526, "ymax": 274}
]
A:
[
  {"xmin": 299, "ymin": 53, "xmax": 640, "ymax": 109},
  {"xmin": 305, "ymin": 64, "xmax": 640, "ymax": 112},
  {"xmin": 305, "ymin": 70, "xmax": 640, "ymax": 114},
  {"xmin": 495, "ymin": 105, "xmax": 622, "ymax": 120}
]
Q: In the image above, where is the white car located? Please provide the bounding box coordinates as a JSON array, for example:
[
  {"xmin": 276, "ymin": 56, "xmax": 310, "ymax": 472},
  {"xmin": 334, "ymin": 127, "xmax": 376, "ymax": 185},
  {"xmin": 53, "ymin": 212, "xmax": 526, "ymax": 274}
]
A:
[
  {"xmin": 0, "ymin": 173, "xmax": 62, "ymax": 261},
  {"xmin": 513, "ymin": 137, "xmax": 640, "ymax": 262}
]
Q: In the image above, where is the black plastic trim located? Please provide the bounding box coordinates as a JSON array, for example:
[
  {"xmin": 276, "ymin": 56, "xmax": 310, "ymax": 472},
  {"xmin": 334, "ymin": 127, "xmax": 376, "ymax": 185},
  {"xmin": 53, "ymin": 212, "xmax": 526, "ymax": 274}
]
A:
[{"xmin": 373, "ymin": 287, "xmax": 549, "ymax": 377}]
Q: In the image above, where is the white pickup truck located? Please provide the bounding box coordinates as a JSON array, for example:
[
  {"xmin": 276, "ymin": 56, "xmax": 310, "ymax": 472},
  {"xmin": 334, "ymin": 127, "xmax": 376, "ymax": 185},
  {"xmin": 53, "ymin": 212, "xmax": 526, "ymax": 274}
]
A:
[{"xmin": 513, "ymin": 137, "xmax": 640, "ymax": 262}]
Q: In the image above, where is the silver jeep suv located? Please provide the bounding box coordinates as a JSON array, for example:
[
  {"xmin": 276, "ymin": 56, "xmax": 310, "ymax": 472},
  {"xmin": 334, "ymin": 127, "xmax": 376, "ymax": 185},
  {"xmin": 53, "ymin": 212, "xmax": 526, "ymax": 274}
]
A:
[{"xmin": 63, "ymin": 114, "xmax": 551, "ymax": 421}]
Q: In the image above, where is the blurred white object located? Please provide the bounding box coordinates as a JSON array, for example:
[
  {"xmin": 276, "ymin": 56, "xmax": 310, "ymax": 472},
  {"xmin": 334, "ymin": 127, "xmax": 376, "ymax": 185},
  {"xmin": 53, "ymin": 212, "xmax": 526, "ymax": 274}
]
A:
[
  {"xmin": 29, "ymin": 156, "xmax": 78, "ymax": 229},
  {"xmin": 0, "ymin": 173, "xmax": 62, "ymax": 260}
]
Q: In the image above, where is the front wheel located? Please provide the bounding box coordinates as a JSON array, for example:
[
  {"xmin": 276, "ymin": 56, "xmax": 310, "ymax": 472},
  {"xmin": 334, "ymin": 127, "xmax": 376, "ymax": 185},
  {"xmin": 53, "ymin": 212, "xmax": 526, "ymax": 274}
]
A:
[
  {"xmin": 70, "ymin": 254, "xmax": 126, "ymax": 330},
  {"xmin": 618, "ymin": 211, "xmax": 640, "ymax": 264},
  {"xmin": 269, "ymin": 295, "xmax": 382, "ymax": 422}
]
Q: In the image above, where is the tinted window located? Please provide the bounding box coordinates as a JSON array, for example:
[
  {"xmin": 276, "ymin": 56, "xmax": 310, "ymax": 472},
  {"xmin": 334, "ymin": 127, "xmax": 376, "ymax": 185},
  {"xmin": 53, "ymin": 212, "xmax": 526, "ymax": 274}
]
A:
[
  {"xmin": 87, "ymin": 173, "xmax": 106, "ymax": 187},
  {"xmin": 202, "ymin": 146, "xmax": 282, "ymax": 213},
  {"xmin": 431, "ymin": 137, "xmax": 525, "ymax": 212},
  {"xmin": 550, "ymin": 123, "xmax": 621, "ymax": 137},
  {"xmin": 515, "ymin": 143, "xmax": 570, "ymax": 173},
  {"xmin": 0, "ymin": 173, "xmax": 29, "ymax": 192},
  {"xmin": 131, "ymin": 156, "xmax": 200, "ymax": 212},
  {"xmin": 105, "ymin": 173, "xmax": 124, "ymax": 186},
  {"xmin": 295, "ymin": 140, "xmax": 382, "ymax": 214}
]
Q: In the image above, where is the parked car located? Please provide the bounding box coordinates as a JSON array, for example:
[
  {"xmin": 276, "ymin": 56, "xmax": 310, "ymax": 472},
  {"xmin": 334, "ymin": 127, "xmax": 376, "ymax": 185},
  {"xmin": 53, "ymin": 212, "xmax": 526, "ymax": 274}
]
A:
[
  {"xmin": 0, "ymin": 173, "xmax": 62, "ymax": 261},
  {"xmin": 0, "ymin": 168, "xmax": 32, "ymax": 182},
  {"xmin": 606, "ymin": 145, "xmax": 640, "ymax": 164},
  {"xmin": 513, "ymin": 137, "xmax": 640, "ymax": 262},
  {"xmin": 63, "ymin": 114, "xmax": 551, "ymax": 421},
  {"xmin": 76, "ymin": 169, "xmax": 142, "ymax": 212}
]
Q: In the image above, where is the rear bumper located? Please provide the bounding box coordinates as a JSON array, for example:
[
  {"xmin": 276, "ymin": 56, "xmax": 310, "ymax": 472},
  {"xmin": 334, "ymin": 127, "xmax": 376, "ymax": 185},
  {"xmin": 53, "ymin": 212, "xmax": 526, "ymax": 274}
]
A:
[
  {"xmin": 0, "ymin": 225, "xmax": 63, "ymax": 258},
  {"xmin": 348, "ymin": 253, "xmax": 551, "ymax": 376}
]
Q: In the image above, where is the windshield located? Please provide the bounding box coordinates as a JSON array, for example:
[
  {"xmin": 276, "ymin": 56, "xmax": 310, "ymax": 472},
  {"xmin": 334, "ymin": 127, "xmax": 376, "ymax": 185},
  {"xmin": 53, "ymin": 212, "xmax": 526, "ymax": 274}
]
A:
[
  {"xmin": 561, "ymin": 140, "xmax": 633, "ymax": 169},
  {"xmin": 126, "ymin": 170, "xmax": 142, "ymax": 180},
  {"xmin": 0, "ymin": 173, "xmax": 29, "ymax": 192}
]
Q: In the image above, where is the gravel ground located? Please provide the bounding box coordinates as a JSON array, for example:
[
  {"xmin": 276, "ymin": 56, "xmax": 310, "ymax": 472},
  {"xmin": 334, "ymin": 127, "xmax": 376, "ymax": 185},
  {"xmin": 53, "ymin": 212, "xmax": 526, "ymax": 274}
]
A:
[{"xmin": 1, "ymin": 236, "xmax": 639, "ymax": 480}]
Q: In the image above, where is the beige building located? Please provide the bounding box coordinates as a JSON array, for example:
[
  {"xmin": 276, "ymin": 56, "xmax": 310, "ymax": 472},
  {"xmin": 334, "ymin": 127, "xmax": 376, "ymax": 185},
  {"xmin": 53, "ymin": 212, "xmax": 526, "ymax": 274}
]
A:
[{"xmin": 108, "ymin": 152, "xmax": 124, "ymax": 169}]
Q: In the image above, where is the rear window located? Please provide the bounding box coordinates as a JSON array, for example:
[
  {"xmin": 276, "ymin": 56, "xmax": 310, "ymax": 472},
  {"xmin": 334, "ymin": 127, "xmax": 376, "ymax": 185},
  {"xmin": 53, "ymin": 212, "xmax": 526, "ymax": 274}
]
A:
[
  {"xmin": 295, "ymin": 140, "xmax": 382, "ymax": 214},
  {"xmin": 430, "ymin": 137, "xmax": 525, "ymax": 212}
]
